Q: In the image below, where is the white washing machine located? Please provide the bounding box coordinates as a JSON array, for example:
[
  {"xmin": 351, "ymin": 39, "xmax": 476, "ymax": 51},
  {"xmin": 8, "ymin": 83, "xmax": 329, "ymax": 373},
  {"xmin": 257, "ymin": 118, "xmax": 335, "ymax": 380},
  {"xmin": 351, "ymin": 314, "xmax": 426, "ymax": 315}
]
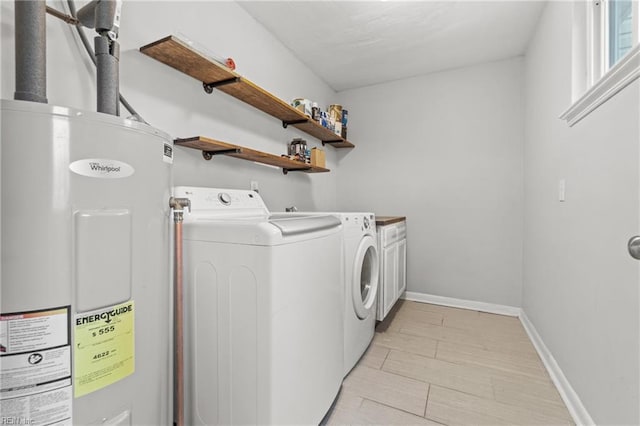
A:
[
  {"xmin": 271, "ymin": 211, "xmax": 380, "ymax": 376},
  {"xmin": 174, "ymin": 187, "xmax": 344, "ymax": 425},
  {"xmin": 338, "ymin": 213, "xmax": 379, "ymax": 376}
]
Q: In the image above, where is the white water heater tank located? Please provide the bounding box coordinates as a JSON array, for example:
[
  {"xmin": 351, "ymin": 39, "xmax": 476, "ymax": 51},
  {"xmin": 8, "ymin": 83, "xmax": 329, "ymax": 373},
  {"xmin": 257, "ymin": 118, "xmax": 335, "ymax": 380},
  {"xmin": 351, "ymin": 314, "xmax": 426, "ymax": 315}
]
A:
[{"xmin": 0, "ymin": 99, "xmax": 173, "ymax": 426}]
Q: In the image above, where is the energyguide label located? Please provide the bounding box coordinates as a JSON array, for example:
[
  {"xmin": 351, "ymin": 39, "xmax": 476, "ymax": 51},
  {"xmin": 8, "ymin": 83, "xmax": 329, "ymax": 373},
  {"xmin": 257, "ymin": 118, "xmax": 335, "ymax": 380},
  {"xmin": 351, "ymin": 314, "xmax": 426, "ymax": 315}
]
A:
[{"xmin": 73, "ymin": 301, "xmax": 135, "ymax": 398}]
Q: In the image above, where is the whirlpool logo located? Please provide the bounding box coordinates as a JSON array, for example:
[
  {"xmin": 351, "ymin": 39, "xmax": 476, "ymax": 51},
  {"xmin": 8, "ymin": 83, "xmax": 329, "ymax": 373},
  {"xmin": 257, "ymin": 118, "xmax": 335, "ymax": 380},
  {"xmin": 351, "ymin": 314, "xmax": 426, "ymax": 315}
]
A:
[
  {"xmin": 89, "ymin": 162, "xmax": 121, "ymax": 173},
  {"xmin": 70, "ymin": 159, "xmax": 135, "ymax": 179}
]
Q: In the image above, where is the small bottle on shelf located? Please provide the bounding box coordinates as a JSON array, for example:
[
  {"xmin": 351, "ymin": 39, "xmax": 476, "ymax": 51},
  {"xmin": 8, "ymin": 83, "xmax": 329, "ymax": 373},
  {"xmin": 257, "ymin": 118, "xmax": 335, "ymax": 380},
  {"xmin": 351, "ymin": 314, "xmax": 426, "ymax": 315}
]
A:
[{"xmin": 341, "ymin": 109, "xmax": 348, "ymax": 139}]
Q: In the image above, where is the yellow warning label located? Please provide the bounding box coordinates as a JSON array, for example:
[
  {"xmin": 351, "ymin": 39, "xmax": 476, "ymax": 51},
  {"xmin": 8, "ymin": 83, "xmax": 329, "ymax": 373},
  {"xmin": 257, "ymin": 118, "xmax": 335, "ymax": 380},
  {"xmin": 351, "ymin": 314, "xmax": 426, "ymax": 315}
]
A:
[{"xmin": 74, "ymin": 301, "xmax": 134, "ymax": 398}]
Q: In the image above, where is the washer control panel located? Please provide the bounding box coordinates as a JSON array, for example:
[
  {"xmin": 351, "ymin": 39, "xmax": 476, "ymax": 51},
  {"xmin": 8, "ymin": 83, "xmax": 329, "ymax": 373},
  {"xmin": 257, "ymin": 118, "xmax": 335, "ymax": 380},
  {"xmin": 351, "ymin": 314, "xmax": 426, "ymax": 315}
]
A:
[
  {"xmin": 218, "ymin": 192, "xmax": 232, "ymax": 206},
  {"xmin": 174, "ymin": 186, "xmax": 268, "ymax": 217}
]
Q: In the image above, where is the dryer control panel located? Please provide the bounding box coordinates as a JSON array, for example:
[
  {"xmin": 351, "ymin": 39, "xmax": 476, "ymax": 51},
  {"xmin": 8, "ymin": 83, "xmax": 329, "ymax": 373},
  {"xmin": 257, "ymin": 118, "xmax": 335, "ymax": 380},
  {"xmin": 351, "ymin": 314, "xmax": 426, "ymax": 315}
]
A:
[{"xmin": 341, "ymin": 214, "xmax": 376, "ymax": 238}]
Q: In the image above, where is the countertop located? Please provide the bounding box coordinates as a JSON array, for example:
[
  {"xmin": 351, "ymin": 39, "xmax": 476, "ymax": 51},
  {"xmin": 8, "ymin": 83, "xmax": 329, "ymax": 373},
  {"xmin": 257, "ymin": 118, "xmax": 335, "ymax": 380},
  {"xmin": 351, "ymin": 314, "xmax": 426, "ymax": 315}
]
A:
[{"xmin": 375, "ymin": 216, "xmax": 406, "ymax": 226}]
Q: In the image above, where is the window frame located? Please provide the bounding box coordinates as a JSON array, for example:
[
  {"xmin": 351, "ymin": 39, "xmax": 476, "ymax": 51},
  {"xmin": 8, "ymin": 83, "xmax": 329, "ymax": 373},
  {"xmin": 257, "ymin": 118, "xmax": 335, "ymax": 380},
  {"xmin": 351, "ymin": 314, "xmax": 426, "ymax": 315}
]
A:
[{"xmin": 561, "ymin": 0, "xmax": 640, "ymax": 126}]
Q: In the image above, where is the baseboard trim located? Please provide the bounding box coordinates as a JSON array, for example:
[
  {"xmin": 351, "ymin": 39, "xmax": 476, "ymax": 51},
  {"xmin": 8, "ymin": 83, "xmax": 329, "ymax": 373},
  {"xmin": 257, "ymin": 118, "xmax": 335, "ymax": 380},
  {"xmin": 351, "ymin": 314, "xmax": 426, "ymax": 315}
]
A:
[
  {"xmin": 519, "ymin": 311, "xmax": 595, "ymax": 426},
  {"xmin": 401, "ymin": 291, "xmax": 594, "ymax": 425},
  {"xmin": 402, "ymin": 291, "xmax": 521, "ymax": 317}
]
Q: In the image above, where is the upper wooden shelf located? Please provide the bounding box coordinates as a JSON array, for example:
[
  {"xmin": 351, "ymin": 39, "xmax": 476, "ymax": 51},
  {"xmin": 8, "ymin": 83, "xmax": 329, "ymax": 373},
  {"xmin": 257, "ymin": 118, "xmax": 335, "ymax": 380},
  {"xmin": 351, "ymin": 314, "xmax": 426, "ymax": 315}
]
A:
[
  {"xmin": 140, "ymin": 36, "xmax": 354, "ymax": 149},
  {"xmin": 175, "ymin": 136, "xmax": 330, "ymax": 175}
]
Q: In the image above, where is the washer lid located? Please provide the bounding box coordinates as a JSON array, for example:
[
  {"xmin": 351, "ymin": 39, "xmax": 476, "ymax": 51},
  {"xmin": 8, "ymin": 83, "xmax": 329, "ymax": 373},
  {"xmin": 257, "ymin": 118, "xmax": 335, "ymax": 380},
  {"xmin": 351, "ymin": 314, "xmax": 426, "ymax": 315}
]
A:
[
  {"xmin": 175, "ymin": 187, "xmax": 342, "ymax": 245},
  {"xmin": 270, "ymin": 215, "xmax": 341, "ymax": 236},
  {"xmin": 183, "ymin": 214, "xmax": 341, "ymax": 246}
]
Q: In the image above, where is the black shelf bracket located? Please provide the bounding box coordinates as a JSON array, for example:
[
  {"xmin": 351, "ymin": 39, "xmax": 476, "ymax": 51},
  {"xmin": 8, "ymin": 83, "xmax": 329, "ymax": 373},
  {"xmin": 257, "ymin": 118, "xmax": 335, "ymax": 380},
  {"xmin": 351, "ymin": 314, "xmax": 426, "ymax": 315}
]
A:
[
  {"xmin": 202, "ymin": 148, "xmax": 241, "ymax": 160},
  {"xmin": 282, "ymin": 168, "xmax": 300, "ymax": 175},
  {"xmin": 282, "ymin": 119, "xmax": 308, "ymax": 129},
  {"xmin": 282, "ymin": 166, "xmax": 312, "ymax": 175},
  {"xmin": 202, "ymin": 77, "xmax": 241, "ymax": 94},
  {"xmin": 321, "ymin": 139, "xmax": 343, "ymax": 146}
]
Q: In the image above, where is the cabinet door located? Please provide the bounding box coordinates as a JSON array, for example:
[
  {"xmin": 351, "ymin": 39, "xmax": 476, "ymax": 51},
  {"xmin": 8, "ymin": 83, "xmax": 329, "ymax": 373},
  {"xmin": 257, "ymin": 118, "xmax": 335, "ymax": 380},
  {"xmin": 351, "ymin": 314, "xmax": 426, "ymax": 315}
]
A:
[
  {"xmin": 397, "ymin": 238, "xmax": 407, "ymax": 296},
  {"xmin": 382, "ymin": 244, "xmax": 398, "ymax": 319}
]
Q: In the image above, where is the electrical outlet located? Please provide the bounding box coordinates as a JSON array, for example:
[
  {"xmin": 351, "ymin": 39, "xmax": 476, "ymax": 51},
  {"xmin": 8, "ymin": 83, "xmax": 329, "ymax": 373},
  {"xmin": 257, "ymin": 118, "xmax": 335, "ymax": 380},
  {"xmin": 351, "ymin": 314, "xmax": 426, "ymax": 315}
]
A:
[{"xmin": 251, "ymin": 181, "xmax": 259, "ymax": 192}]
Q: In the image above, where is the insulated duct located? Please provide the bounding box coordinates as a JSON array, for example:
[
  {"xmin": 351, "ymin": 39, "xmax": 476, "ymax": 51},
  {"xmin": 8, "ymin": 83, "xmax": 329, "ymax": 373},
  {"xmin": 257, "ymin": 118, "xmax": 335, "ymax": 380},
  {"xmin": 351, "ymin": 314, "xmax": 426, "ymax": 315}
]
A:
[
  {"xmin": 76, "ymin": 0, "xmax": 119, "ymax": 34},
  {"xmin": 14, "ymin": 0, "xmax": 47, "ymax": 103},
  {"xmin": 66, "ymin": 0, "xmax": 144, "ymax": 121},
  {"xmin": 95, "ymin": 35, "xmax": 120, "ymax": 116},
  {"xmin": 76, "ymin": 0, "xmax": 122, "ymax": 116}
]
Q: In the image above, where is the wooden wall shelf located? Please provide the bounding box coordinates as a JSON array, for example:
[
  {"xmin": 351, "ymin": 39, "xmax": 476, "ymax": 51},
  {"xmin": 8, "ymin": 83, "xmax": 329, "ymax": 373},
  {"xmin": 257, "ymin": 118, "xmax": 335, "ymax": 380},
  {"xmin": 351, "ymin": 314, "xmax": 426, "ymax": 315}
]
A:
[
  {"xmin": 175, "ymin": 136, "xmax": 330, "ymax": 175},
  {"xmin": 140, "ymin": 36, "xmax": 354, "ymax": 149}
]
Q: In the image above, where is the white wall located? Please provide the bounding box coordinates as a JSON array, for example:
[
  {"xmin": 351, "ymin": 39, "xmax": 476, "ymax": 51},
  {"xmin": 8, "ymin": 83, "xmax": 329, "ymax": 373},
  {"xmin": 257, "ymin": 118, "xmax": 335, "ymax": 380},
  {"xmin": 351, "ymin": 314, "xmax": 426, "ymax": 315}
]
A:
[
  {"xmin": 523, "ymin": 2, "xmax": 639, "ymax": 424},
  {"xmin": 337, "ymin": 58, "xmax": 524, "ymax": 307},
  {"xmin": 0, "ymin": 1, "xmax": 340, "ymax": 211}
]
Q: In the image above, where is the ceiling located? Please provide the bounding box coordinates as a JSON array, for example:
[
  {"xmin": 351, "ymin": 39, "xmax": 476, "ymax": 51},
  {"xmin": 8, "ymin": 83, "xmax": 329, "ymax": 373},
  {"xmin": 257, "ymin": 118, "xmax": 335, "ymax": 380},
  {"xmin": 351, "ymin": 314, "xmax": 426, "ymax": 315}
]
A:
[{"xmin": 238, "ymin": 1, "xmax": 546, "ymax": 91}]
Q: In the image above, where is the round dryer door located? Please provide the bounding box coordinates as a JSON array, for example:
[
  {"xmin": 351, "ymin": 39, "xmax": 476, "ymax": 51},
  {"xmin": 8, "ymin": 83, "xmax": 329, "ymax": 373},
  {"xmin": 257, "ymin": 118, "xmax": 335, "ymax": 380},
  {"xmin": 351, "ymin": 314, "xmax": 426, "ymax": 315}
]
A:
[{"xmin": 352, "ymin": 235, "xmax": 379, "ymax": 319}]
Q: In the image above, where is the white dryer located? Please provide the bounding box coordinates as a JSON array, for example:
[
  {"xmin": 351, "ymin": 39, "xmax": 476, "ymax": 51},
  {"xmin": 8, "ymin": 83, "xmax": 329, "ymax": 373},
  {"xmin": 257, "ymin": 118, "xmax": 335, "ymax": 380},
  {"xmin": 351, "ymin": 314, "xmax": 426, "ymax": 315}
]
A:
[
  {"xmin": 338, "ymin": 213, "xmax": 379, "ymax": 376},
  {"xmin": 175, "ymin": 187, "xmax": 344, "ymax": 425},
  {"xmin": 270, "ymin": 211, "xmax": 380, "ymax": 377}
]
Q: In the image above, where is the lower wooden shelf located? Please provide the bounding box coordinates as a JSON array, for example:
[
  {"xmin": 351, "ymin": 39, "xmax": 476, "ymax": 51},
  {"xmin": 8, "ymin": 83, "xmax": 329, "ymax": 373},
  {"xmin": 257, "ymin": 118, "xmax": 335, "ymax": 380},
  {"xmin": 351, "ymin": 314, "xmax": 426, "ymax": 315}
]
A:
[
  {"xmin": 290, "ymin": 121, "xmax": 355, "ymax": 148},
  {"xmin": 174, "ymin": 136, "xmax": 330, "ymax": 174}
]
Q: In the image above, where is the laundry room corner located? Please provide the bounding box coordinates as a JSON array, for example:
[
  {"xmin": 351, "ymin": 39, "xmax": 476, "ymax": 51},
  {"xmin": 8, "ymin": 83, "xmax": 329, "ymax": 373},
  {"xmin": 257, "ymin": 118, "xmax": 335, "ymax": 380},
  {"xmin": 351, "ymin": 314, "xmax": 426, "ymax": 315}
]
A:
[{"xmin": 335, "ymin": 57, "xmax": 525, "ymax": 309}]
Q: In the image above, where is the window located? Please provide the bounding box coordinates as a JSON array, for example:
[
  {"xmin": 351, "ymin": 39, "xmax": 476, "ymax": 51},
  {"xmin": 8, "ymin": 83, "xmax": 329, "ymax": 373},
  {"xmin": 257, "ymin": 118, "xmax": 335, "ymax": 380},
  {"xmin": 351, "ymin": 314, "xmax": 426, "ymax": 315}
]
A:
[
  {"xmin": 561, "ymin": 0, "xmax": 640, "ymax": 126},
  {"xmin": 589, "ymin": 0, "xmax": 639, "ymax": 84},
  {"xmin": 608, "ymin": 0, "xmax": 634, "ymax": 66}
]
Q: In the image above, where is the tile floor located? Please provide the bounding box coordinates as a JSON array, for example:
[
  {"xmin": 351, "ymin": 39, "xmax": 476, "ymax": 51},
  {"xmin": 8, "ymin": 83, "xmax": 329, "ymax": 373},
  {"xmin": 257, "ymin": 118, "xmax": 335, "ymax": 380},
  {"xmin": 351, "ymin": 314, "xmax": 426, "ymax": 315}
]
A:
[{"xmin": 325, "ymin": 300, "xmax": 574, "ymax": 425}]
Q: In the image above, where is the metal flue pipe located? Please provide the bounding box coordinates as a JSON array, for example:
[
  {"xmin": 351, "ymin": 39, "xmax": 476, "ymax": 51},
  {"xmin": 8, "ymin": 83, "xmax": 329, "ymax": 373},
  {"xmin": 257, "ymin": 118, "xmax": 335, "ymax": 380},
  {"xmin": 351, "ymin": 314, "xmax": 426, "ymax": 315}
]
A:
[{"xmin": 14, "ymin": 0, "xmax": 47, "ymax": 103}]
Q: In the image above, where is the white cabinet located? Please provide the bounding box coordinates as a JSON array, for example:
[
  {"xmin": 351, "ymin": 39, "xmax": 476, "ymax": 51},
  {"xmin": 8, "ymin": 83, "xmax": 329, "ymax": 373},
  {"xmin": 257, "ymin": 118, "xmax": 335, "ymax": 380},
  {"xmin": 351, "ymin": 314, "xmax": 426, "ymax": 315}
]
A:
[
  {"xmin": 397, "ymin": 238, "xmax": 407, "ymax": 296},
  {"xmin": 376, "ymin": 220, "xmax": 407, "ymax": 321},
  {"xmin": 381, "ymin": 244, "xmax": 398, "ymax": 318}
]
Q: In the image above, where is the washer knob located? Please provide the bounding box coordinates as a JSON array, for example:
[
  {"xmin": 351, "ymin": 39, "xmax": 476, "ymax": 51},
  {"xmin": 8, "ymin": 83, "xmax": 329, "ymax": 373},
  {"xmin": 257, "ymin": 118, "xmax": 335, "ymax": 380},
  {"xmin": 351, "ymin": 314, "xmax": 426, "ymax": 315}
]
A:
[
  {"xmin": 363, "ymin": 216, "xmax": 370, "ymax": 229},
  {"xmin": 218, "ymin": 192, "xmax": 232, "ymax": 206}
]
